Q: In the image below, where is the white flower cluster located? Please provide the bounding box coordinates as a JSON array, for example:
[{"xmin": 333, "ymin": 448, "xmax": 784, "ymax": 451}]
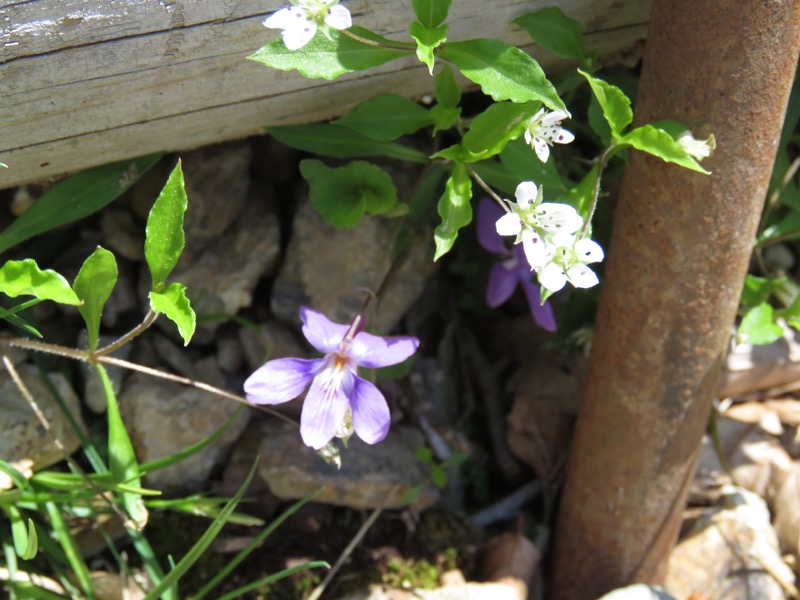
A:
[
  {"xmin": 524, "ymin": 108, "xmax": 574, "ymax": 163},
  {"xmin": 263, "ymin": 0, "xmax": 351, "ymax": 50},
  {"xmin": 496, "ymin": 181, "xmax": 604, "ymax": 293}
]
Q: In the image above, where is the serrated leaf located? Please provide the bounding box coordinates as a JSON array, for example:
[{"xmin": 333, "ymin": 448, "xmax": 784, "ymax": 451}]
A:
[
  {"xmin": 579, "ymin": 69, "xmax": 632, "ymax": 137},
  {"xmin": 73, "ymin": 247, "xmax": 118, "ymax": 352},
  {"xmin": 499, "ymin": 138, "xmax": 565, "ymax": 194},
  {"xmin": 410, "ymin": 21, "xmax": 448, "ymax": 74},
  {"xmin": 145, "ymin": 161, "xmax": 188, "ymax": 290},
  {"xmin": 738, "ymin": 303, "xmax": 784, "ymax": 345},
  {"xmin": 0, "ymin": 259, "xmax": 80, "ymax": 305},
  {"xmin": 439, "ymin": 39, "xmax": 565, "ymax": 110},
  {"xmin": 248, "ymin": 26, "xmax": 409, "ymax": 80},
  {"xmin": 412, "ymin": 0, "xmax": 452, "ymax": 28},
  {"xmin": 514, "ymin": 7, "xmax": 588, "ymax": 63},
  {"xmin": 619, "ymin": 125, "xmax": 710, "ymax": 174},
  {"xmin": 335, "ymin": 95, "xmax": 434, "ymax": 141},
  {"xmin": 267, "ymin": 124, "xmax": 427, "ymax": 162},
  {"xmin": 434, "ymin": 163, "xmax": 472, "ymax": 260},
  {"xmin": 149, "ymin": 283, "xmax": 196, "ymax": 346},
  {"xmin": 435, "ymin": 64, "xmax": 461, "ymax": 108},
  {"xmin": 462, "ymin": 101, "xmax": 540, "ymax": 161},
  {"xmin": 300, "ymin": 159, "xmax": 398, "ymax": 228},
  {"xmin": 0, "ymin": 154, "xmax": 162, "ymax": 255},
  {"xmin": 96, "ymin": 363, "xmax": 148, "ymax": 529}
]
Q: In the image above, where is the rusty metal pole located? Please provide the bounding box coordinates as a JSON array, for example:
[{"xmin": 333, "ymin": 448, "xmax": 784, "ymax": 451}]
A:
[{"xmin": 551, "ymin": 1, "xmax": 800, "ymax": 598}]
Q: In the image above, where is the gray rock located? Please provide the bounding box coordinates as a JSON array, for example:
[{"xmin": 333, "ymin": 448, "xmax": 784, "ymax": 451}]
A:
[
  {"xmin": 271, "ymin": 199, "xmax": 435, "ymax": 332},
  {"xmin": 238, "ymin": 320, "xmax": 306, "ymax": 373},
  {"xmin": 81, "ymin": 334, "xmax": 133, "ymax": 414},
  {"xmin": 0, "ymin": 364, "xmax": 85, "ymax": 489},
  {"xmin": 256, "ymin": 421, "xmax": 438, "ymax": 510},
  {"xmin": 216, "ymin": 333, "xmax": 244, "ymax": 374},
  {"xmin": 169, "ymin": 198, "xmax": 281, "ymax": 342},
  {"xmin": 665, "ymin": 486, "xmax": 794, "ymax": 599},
  {"xmin": 100, "ymin": 209, "xmax": 144, "ymax": 262},
  {"xmin": 119, "ymin": 373, "xmax": 250, "ymax": 494}
]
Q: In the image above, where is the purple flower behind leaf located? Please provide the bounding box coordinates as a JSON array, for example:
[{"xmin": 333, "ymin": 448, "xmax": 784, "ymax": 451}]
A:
[
  {"xmin": 244, "ymin": 307, "xmax": 419, "ymax": 450},
  {"xmin": 478, "ymin": 199, "xmax": 557, "ymax": 332}
]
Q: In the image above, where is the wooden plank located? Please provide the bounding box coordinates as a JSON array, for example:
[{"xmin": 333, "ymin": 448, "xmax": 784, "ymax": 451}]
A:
[{"xmin": 0, "ymin": 0, "xmax": 650, "ymax": 188}]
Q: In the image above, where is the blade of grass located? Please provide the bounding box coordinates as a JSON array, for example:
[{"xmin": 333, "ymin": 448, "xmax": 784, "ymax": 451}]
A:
[
  {"xmin": 128, "ymin": 529, "xmax": 172, "ymax": 600},
  {"xmin": 143, "ymin": 459, "xmax": 259, "ymax": 600},
  {"xmin": 192, "ymin": 488, "xmax": 322, "ymax": 599},
  {"xmin": 216, "ymin": 561, "xmax": 330, "ymax": 600},
  {"xmin": 44, "ymin": 502, "xmax": 95, "ymax": 599}
]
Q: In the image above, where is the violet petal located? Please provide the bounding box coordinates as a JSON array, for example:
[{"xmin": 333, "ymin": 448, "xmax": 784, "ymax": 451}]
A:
[
  {"xmin": 300, "ymin": 306, "xmax": 349, "ymax": 354},
  {"xmin": 244, "ymin": 357, "xmax": 321, "ymax": 404},
  {"xmin": 486, "ymin": 262, "xmax": 518, "ymax": 307},
  {"xmin": 521, "ymin": 279, "xmax": 558, "ymax": 331},
  {"xmin": 477, "ymin": 199, "xmax": 508, "ymax": 255},
  {"xmin": 299, "ymin": 365, "xmax": 352, "ymax": 449},
  {"xmin": 350, "ymin": 375, "xmax": 391, "ymax": 444},
  {"xmin": 349, "ymin": 333, "xmax": 419, "ymax": 368}
]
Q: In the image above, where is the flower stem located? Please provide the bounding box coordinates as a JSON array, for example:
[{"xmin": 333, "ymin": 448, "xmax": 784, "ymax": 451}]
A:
[
  {"xmin": 466, "ymin": 164, "xmax": 510, "ymax": 212},
  {"xmin": 578, "ymin": 145, "xmax": 614, "ymax": 239}
]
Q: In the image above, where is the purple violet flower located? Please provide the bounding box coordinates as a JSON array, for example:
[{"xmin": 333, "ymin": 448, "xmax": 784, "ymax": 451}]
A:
[
  {"xmin": 244, "ymin": 307, "xmax": 419, "ymax": 450},
  {"xmin": 477, "ymin": 198, "xmax": 557, "ymax": 332}
]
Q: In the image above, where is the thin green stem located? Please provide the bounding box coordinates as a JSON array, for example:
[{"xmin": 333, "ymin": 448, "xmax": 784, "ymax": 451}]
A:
[
  {"xmin": 578, "ymin": 145, "xmax": 615, "ymax": 240},
  {"xmin": 465, "ymin": 163, "xmax": 509, "ymax": 212},
  {"xmin": 95, "ymin": 310, "xmax": 157, "ymax": 356}
]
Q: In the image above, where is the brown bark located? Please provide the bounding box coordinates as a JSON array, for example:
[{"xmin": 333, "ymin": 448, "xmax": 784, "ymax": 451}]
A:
[{"xmin": 551, "ymin": 0, "xmax": 800, "ymax": 598}]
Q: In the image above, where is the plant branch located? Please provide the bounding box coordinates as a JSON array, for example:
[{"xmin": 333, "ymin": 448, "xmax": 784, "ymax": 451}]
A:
[
  {"xmin": 95, "ymin": 310, "xmax": 158, "ymax": 357},
  {"xmin": 465, "ymin": 164, "xmax": 509, "ymax": 211}
]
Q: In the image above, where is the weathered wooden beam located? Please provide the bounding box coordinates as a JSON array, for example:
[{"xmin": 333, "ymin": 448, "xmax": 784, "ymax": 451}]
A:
[{"xmin": 0, "ymin": 0, "xmax": 649, "ymax": 189}]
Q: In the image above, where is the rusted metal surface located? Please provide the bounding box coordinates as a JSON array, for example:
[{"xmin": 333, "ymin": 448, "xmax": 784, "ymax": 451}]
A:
[{"xmin": 550, "ymin": 0, "xmax": 800, "ymax": 598}]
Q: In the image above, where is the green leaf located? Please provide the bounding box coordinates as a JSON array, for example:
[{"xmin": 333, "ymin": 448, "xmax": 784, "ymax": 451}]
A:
[
  {"xmin": 248, "ymin": 26, "xmax": 409, "ymax": 80},
  {"xmin": 7, "ymin": 506, "xmax": 38, "ymax": 559},
  {"xmin": 432, "ymin": 144, "xmax": 468, "ymax": 163},
  {"xmin": 96, "ymin": 363, "xmax": 148, "ymax": 530},
  {"xmin": 149, "ymin": 283, "xmax": 196, "ymax": 346},
  {"xmin": 300, "ymin": 159, "xmax": 398, "ymax": 228},
  {"xmin": 267, "ymin": 124, "xmax": 427, "ymax": 163},
  {"xmin": 499, "ymin": 138, "xmax": 566, "ymax": 194},
  {"xmin": 470, "ymin": 160, "xmax": 519, "ymax": 196},
  {"xmin": 410, "ymin": 21, "xmax": 448, "ymax": 74},
  {"xmin": 0, "ymin": 154, "xmax": 162, "ymax": 255},
  {"xmin": 73, "ymin": 247, "xmax": 118, "ymax": 352},
  {"xmin": 619, "ymin": 125, "xmax": 710, "ymax": 174},
  {"xmin": 579, "ymin": 69, "xmax": 632, "ymax": 138},
  {"xmin": 742, "ymin": 275, "xmax": 781, "ymax": 308},
  {"xmin": 439, "ymin": 39, "xmax": 565, "ymax": 110},
  {"xmin": 145, "ymin": 161, "xmax": 188, "ymax": 290},
  {"xmin": 738, "ymin": 303, "xmax": 784, "ymax": 345},
  {"xmin": 435, "ymin": 64, "xmax": 461, "ymax": 108},
  {"xmin": 558, "ymin": 163, "xmax": 600, "ymax": 218},
  {"xmin": 0, "ymin": 259, "xmax": 80, "ymax": 305},
  {"xmin": 335, "ymin": 95, "xmax": 434, "ymax": 141},
  {"xmin": 514, "ymin": 7, "xmax": 588, "ymax": 64},
  {"xmin": 412, "ymin": 0, "xmax": 452, "ymax": 28},
  {"xmin": 433, "ymin": 163, "xmax": 472, "ymax": 260},
  {"xmin": 462, "ymin": 101, "xmax": 540, "ymax": 161},
  {"xmin": 431, "ymin": 104, "xmax": 461, "ymax": 134}
]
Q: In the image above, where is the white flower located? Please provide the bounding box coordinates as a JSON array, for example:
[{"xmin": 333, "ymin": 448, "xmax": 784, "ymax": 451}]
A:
[
  {"xmin": 524, "ymin": 108, "xmax": 575, "ymax": 163},
  {"xmin": 263, "ymin": 1, "xmax": 352, "ymax": 50},
  {"xmin": 495, "ymin": 181, "xmax": 583, "ymax": 270},
  {"xmin": 677, "ymin": 131, "xmax": 716, "ymax": 161},
  {"xmin": 537, "ymin": 232, "xmax": 604, "ymax": 292}
]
